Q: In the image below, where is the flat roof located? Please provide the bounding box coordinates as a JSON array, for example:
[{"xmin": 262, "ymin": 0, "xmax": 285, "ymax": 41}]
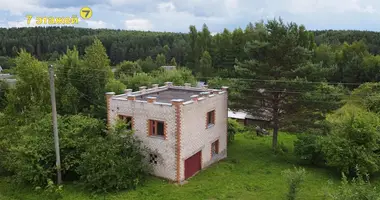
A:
[{"xmin": 137, "ymin": 88, "xmax": 206, "ymax": 103}]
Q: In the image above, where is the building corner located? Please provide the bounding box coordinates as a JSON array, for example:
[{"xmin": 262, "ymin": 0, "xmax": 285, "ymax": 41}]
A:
[
  {"xmin": 105, "ymin": 92, "xmax": 115, "ymax": 130},
  {"xmin": 172, "ymin": 99, "xmax": 184, "ymax": 183}
]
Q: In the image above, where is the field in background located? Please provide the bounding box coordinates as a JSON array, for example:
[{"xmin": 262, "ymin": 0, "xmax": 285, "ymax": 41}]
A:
[{"xmin": 0, "ymin": 132, "xmax": 341, "ymax": 200}]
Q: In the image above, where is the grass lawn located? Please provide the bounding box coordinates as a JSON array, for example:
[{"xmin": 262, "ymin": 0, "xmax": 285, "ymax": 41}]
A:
[{"xmin": 0, "ymin": 132, "xmax": 341, "ymax": 200}]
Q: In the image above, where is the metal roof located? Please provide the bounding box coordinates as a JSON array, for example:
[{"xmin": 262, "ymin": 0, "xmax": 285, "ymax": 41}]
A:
[{"xmin": 228, "ymin": 109, "xmax": 247, "ymax": 119}]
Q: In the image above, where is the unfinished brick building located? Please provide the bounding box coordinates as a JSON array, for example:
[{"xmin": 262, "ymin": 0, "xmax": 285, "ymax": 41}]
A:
[{"xmin": 105, "ymin": 82, "xmax": 228, "ymax": 183}]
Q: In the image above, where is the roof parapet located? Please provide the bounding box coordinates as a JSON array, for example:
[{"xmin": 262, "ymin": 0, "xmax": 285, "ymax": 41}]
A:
[
  {"xmin": 139, "ymin": 86, "xmax": 147, "ymax": 93},
  {"xmin": 147, "ymin": 96, "xmax": 157, "ymax": 103},
  {"xmin": 152, "ymin": 84, "xmax": 159, "ymax": 89},
  {"xmin": 127, "ymin": 95, "xmax": 136, "ymax": 101},
  {"xmin": 165, "ymin": 82, "xmax": 173, "ymax": 87},
  {"xmin": 124, "ymin": 89, "xmax": 132, "ymax": 95}
]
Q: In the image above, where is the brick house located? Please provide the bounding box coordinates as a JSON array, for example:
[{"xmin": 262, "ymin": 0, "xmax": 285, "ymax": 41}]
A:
[{"xmin": 105, "ymin": 82, "xmax": 228, "ymax": 183}]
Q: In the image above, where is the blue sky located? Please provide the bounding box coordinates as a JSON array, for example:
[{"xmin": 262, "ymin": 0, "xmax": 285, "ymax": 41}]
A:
[{"xmin": 0, "ymin": 0, "xmax": 379, "ymax": 33}]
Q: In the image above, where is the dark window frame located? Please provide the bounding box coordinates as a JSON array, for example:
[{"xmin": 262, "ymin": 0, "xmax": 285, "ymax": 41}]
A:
[
  {"xmin": 211, "ymin": 140, "xmax": 219, "ymax": 157},
  {"xmin": 207, "ymin": 110, "xmax": 215, "ymax": 128}
]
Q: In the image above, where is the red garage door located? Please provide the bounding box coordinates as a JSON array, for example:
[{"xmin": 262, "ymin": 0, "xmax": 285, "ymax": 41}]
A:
[{"xmin": 184, "ymin": 151, "xmax": 202, "ymax": 179}]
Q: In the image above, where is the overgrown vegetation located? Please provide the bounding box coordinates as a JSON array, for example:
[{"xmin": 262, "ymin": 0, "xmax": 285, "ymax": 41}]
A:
[
  {"xmin": 76, "ymin": 121, "xmax": 151, "ymax": 193},
  {"xmin": 327, "ymin": 168, "xmax": 380, "ymax": 200},
  {"xmin": 282, "ymin": 167, "xmax": 306, "ymax": 200},
  {"xmin": 0, "ymin": 133, "xmax": 340, "ymax": 200},
  {"xmin": 1, "ymin": 17, "xmax": 380, "ymax": 199},
  {"xmin": 227, "ymin": 118, "xmax": 244, "ymax": 143}
]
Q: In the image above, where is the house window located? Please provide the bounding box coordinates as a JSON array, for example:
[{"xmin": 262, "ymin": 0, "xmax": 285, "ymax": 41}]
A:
[
  {"xmin": 207, "ymin": 110, "xmax": 215, "ymax": 128},
  {"xmin": 211, "ymin": 140, "xmax": 219, "ymax": 158},
  {"xmin": 149, "ymin": 120, "xmax": 165, "ymax": 137},
  {"xmin": 119, "ymin": 115, "xmax": 132, "ymax": 130},
  {"xmin": 149, "ymin": 154, "xmax": 158, "ymax": 165}
]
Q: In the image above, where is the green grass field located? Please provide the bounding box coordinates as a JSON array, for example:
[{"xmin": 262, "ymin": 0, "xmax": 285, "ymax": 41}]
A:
[{"xmin": 0, "ymin": 132, "xmax": 341, "ymax": 200}]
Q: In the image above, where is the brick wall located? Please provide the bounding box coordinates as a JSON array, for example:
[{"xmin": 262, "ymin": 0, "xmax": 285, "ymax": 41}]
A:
[
  {"xmin": 180, "ymin": 92, "xmax": 228, "ymax": 182},
  {"xmin": 108, "ymin": 98, "xmax": 177, "ymax": 181}
]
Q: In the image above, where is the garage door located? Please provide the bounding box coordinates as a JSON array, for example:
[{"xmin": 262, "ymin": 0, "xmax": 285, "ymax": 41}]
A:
[{"xmin": 184, "ymin": 151, "xmax": 202, "ymax": 179}]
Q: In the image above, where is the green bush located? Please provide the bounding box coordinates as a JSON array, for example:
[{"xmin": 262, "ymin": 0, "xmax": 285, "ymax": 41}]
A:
[
  {"xmin": 274, "ymin": 142, "xmax": 289, "ymax": 155},
  {"xmin": 327, "ymin": 168, "xmax": 380, "ymax": 200},
  {"xmin": 76, "ymin": 131, "xmax": 151, "ymax": 193},
  {"xmin": 114, "ymin": 61, "xmax": 142, "ymax": 78},
  {"xmin": 322, "ymin": 105, "xmax": 380, "ymax": 176},
  {"xmin": 2, "ymin": 114, "xmax": 105, "ymax": 186},
  {"xmin": 35, "ymin": 179, "xmax": 64, "ymax": 200},
  {"xmin": 282, "ymin": 167, "xmax": 306, "ymax": 200},
  {"xmin": 294, "ymin": 134, "xmax": 325, "ymax": 166},
  {"xmin": 227, "ymin": 118, "xmax": 244, "ymax": 143}
]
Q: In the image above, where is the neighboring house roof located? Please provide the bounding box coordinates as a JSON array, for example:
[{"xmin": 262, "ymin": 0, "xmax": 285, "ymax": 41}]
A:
[
  {"xmin": 161, "ymin": 66, "xmax": 176, "ymax": 70},
  {"xmin": 0, "ymin": 73, "xmax": 16, "ymax": 88},
  {"xmin": 228, "ymin": 109, "xmax": 271, "ymax": 121},
  {"xmin": 0, "ymin": 73, "xmax": 13, "ymax": 79},
  {"xmin": 228, "ymin": 110, "xmax": 247, "ymax": 119},
  {"xmin": 4, "ymin": 79, "xmax": 16, "ymax": 87}
]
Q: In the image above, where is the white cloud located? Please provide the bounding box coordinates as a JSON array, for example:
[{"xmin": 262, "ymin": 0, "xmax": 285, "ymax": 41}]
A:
[
  {"xmin": 157, "ymin": 2, "xmax": 175, "ymax": 12},
  {"xmin": 1, "ymin": 0, "xmax": 380, "ymax": 32},
  {"xmin": 267, "ymin": 0, "xmax": 378, "ymax": 14},
  {"xmin": 0, "ymin": 0, "xmax": 79, "ymax": 16},
  {"xmin": 0, "ymin": 0, "xmax": 40, "ymax": 15},
  {"xmin": 124, "ymin": 19, "xmax": 153, "ymax": 30},
  {"xmin": 6, "ymin": 18, "xmax": 42, "ymax": 27},
  {"xmin": 107, "ymin": 0, "xmax": 155, "ymax": 7},
  {"xmin": 86, "ymin": 20, "xmax": 107, "ymax": 28},
  {"xmin": 145, "ymin": 1, "xmax": 227, "ymax": 32}
]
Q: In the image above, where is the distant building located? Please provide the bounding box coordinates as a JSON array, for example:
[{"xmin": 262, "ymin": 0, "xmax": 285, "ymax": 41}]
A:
[
  {"xmin": 0, "ymin": 73, "xmax": 16, "ymax": 88},
  {"xmin": 197, "ymin": 81, "xmax": 205, "ymax": 88},
  {"xmin": 161, "ymin": 66, "xmax": 176, "ymax": 71},
  {"xmin": 228, "ymin": 109, "xmax": 271, "ymax": 128},
  {"xmin": 0, "ymin": 66, "xmax": 2, "ymax": 73}
]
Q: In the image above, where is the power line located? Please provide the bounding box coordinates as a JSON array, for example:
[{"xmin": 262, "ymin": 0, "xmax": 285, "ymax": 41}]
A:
[
  {"xmin": 61, "ymin": 76, "xmax": 380, "ymax": 102},
  {"xmin": 50, "ymin": 65, "xmax": 379, "ymax": 86}
]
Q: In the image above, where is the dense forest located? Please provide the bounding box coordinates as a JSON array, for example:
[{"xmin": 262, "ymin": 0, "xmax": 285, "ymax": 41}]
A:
[
  {"xmin": 1, "ymin": 25, "xmax": 380, "ymax": 85},
  {"xmin": 1, "ymin": 19, "xmax": 380, "ymax": 199}
]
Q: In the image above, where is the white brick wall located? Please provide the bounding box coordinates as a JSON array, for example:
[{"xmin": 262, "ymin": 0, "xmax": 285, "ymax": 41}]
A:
[
  {"xmin": 180, "ymin": 93, "xmax": 228, "ymax": 181},
  {"xmin": 107, "ymin": 89, "xmax": 228, "ymax": 183},
  {"xmin": 108, "ymin": 99, "xmax": 177, "ymax": 181}
]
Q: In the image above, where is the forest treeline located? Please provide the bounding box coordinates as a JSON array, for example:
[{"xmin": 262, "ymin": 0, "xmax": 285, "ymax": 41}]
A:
[{"xmin": 1, "ymin": 24, "xmax": 380, "ymax": 86}]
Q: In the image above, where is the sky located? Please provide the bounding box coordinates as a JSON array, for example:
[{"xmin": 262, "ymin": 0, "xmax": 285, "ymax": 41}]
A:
[{"xmin": 0, "ymin": 0, "xmax": 379, "ymax": 33}]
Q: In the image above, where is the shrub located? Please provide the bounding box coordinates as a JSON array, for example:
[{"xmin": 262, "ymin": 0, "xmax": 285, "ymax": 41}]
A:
[
  {"xmin": 327, "ymin": 167, "xmax": 380, "ymax": 200},
  {"xmin": 294, "ymin": 134, "xmax": 325, "ymax": 166},
  {"xmin": 282, "ymin": 167, "xmax": 306, "ymax": 200},
  {"xmin": 76, "ymin": 133, "xmax": 151, "ymax": 193},
  {"xmin": 35, "ymin": 179, "xmax": 64, "ymax": 200},
  {"xmin": 227, "ymin": 118, "xmax": 244, "ymax": 143},
  {"xmin": 322, "ymin": 105, "xmax": 380, "ymax": 176},
  {"xmin": 274, "ymin": 142, "xmax": 289, "ymax": 155},
  {"xmin": 114, "ymin": 61, "xmax": 142, "ymax": 78},
  {"xmin": 2, "ymin": 114, "xmax": 104, "ymax": 186}
]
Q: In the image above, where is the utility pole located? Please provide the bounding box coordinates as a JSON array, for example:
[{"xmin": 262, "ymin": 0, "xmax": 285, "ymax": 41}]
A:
[{"xmin": 48, "ymin": 65, "xmax": 62, "ymax": 185}]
